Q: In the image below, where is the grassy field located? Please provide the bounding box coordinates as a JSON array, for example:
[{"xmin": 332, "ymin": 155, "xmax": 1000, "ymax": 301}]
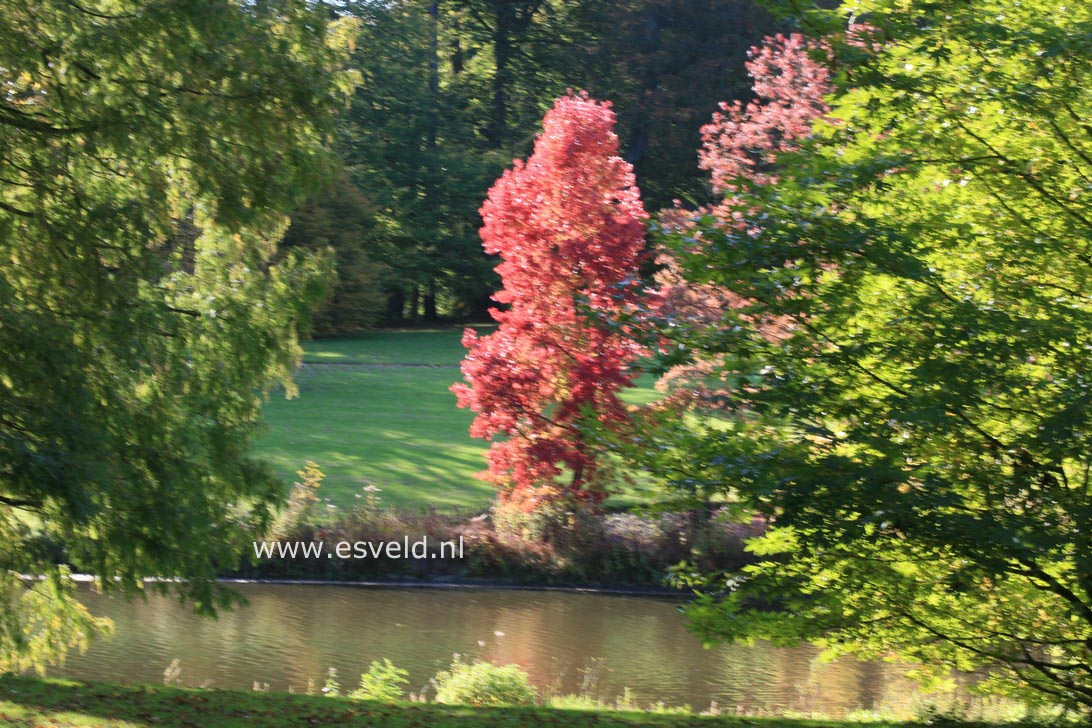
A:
[
  {"xmin": 299, "ymin": 327, "xmax": 487, "ymax": 367},
  {"xmin": 256, "ymin": 327, "xmax": 662, "ymax": 510},
  {"xmin": 0, "ymin": 675, "xmax": 917, "ymax": 728}
]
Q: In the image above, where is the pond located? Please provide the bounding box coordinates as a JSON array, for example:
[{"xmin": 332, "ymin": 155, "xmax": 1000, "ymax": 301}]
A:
[{"xmin": 55, "ymin": 582, "xmax": 934, "ymax": 715}]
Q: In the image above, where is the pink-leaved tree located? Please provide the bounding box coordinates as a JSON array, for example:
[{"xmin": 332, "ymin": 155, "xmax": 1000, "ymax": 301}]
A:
[
  {"xmin": 699, "ymin": 32, "xmax": 833, "ymax": 196},
  {"xmin": 451, "ymin": 91, "xmax": 649, "ymax": 511},
  {"xmin": 652, "ymin": 33, "xmax": 832, "ymax": 406}
]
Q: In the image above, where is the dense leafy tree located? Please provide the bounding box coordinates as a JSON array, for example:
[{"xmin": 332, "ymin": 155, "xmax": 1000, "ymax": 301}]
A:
[
  {"xmin": 448, "ymin": 0, "xmax": 783, "ymax": 209},
  {"xmin": 574, "ymin": 0, "xmax": 778, "ymax": 209},
  {"xmin": 452, "ymin": 93, "xmax": 648, "ymax": 509},
  {"xmin": 340, "ymin": 0, "xmax": 502, "ymax": 321},
  {"xmin": 0, "ymin": 0, "xmax": 351, "ymax": 670},
  {"xmin": 644, "ymin": 0, "xmax": 1092, "ymax": 708},
  {"xmin": 697, "ymin": 32, "xmax": 831, "ymax": 194},
  {"xmin": 451, "ymin": 0, "xmax": 549, "ymax": 148},
  {"xmin": 280, "ymin": 176, "xmax": 389, "ymax": 336},
  {"xmin": 649, "ymin": 32, "xmax": 824, "ymax": 406},
  {"xmin": 332, "ymin": 0, "xmax": 778, "ymax": 319}
]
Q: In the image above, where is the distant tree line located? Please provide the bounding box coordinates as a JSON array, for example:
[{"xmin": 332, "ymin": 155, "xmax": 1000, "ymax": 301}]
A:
[{"xmin": 282, "ymin": 0, "xmax": 778, "ymax": 335}]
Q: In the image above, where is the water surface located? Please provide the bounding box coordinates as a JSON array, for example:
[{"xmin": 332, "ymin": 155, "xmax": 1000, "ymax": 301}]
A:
[{"xmin": 56, "ymin": 582, "xmax": 931, "ymax": 714}]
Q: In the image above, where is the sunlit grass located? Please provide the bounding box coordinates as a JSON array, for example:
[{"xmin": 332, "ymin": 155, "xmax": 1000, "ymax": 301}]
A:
[
  {"xmin": 301, "ymin": 326, "xmax": 494, "ymax": 366},
  {"xmin": 256, "ymin": 327, "xmax": 662, "ymax": 510},
  {"xmin": 0, "ymin": 674, "xmax": 923, "ymax": 728}
]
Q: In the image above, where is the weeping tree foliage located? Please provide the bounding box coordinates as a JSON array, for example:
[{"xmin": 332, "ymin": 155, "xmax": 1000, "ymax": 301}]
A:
[
  {"xmin": 643, "ymin": 0, "xmax": 1092, "ymax": 710},
  {"xmin": 0, "ymin": 0, "xmax": 353, "ymax": 671}
]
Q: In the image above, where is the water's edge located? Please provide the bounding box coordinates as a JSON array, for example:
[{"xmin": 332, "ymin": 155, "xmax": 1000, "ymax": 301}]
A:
[{"xmin": 66, "ymin": 573, "xmax": 687, "ymax": 598}]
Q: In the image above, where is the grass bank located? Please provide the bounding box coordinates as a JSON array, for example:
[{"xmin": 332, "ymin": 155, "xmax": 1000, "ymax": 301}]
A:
[
  {"xmin": 0, "ymin": 675, "xmax": 919, "ymax": 728},
  {"xmin": 256, "ymin": 327, "xmax": 662, "ymax": 510}
]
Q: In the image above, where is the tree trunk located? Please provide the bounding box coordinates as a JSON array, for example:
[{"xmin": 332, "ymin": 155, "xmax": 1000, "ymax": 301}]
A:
[
  {"xmin": 625, "ymin": 3, "xmax": 661, "ymax": 169},
  {"xmin": 468, "ymin": 291, "xmax": 493, "ymax": 322},
  {"xmin": 486, "ymin": 2, "xmax": 513, "ymax": 147},
  {"xmin": 428, "ymin": 0, "xmax": 440, "ymax": 149},
  {"xmin": 423, "ymin": 280, "xmax": 439, "ymax": 321},
  {"xmin": 450, "ymin": 10, "xmax": 464, "ymax": 74},
  {"xmin": 387, "ymin": 287, "xmax": 406, "ymax": 323},
  {"xmin": 425, "ymin": 1, "xmax": 442, "ymax": 324},
  {"xmin": 408, "ymin": 285, "xmax": 421, "ymax": 321}
]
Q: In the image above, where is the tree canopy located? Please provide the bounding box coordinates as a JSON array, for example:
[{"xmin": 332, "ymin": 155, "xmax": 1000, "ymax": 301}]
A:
[
  {"xmin": 453, "ymin": 93, "xmax": 648, "ymax": 509},
  {"xmin": 296, "ymin": 0, "xmax": 779, "ymax": 325},
  {"xmin": 0, "ymin": 0, "xmax": 351, "ymax": 670},
  {"xmin": 279, "ymin": 176, "xmax": 388, "ymax": 337},
  {"xmin": 643, "ymin": 0, "xmax": 1092, "ymax": 709}
]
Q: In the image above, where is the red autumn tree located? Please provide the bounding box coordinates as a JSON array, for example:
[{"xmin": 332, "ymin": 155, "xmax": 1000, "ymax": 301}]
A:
[{"xmin": 451, "ymin": 92, "xmax": 648, "ymax": 511}]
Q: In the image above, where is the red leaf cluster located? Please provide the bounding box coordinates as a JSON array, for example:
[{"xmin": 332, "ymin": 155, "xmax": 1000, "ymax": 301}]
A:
[
  {"xmin": 451, "ymin": 92, "xmax": 649, "ymax": 511},
  {"xmin": 699, "ymin": 33, "xmax": 832, "ymax": 195}
]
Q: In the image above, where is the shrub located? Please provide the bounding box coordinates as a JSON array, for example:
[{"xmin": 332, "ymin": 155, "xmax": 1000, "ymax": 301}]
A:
[
  {"xmin": 239, "ymin": 496, "xmax": 759, "ymax": 586},
  {"xmin": 349, "ymin": 659, "xmax": 409, "ymax": 702},
  {"xmin": 688, "ymin": 513, "xmax": 765, "ymax": 573},
  {"xmin": 274, "ymin": 461, "xmax": 324, "ymax": 538},
  {"xmin": 432, "ymin": 657, "xmax": 537, "ymax": 706},
  {"xmin": 491, "ymin": 500, "xmax": 572, "ymax": 543},
  {"xmin": 322, "ymin": 666, "xmax": 340, "ymax": 697}
]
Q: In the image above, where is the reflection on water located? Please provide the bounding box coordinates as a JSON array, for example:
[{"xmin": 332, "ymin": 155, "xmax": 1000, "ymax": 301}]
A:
[{"xmin": 53, "ymin": 583, "xmax": 932, "ymax": 714}]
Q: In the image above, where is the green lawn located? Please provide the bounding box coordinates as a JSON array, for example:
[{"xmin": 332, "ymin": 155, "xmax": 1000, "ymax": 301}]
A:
[
  {"xmin": 0, "ymin": 675, "xmax": 914, "ymax": 728},
  {"xmin": 301, "ymin": 327, "xmax": 492, "ymax": 366},
  {"xmin": 256, "ymin": 327, "xmax": 662, "ymax": 510}
]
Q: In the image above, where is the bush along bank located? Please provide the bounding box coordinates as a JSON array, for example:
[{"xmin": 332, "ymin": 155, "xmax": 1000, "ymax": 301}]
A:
[{"xmin": 230, "ymin": 487, "xmax": 762, "ymax": 588}]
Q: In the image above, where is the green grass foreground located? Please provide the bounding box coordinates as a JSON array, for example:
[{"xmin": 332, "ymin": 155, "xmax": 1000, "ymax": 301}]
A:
[
  {"xmin": 0, "ymin": 675, "xmax": 920, "ymax": 728},
  {"xmin": 256, "ymin": 327, "xmax": 661, "ymax": 510}
]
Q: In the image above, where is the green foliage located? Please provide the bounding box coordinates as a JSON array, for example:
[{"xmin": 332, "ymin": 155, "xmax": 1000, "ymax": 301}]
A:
[
  {"xmin": 340, "ymin": 0, "xmax": 504, "ymax": 321},
  {"xmin": 0, "ymin": 569, "xmax": 112, "ymax": 674},
  {"xmin": 349, "ymin": 659, "xmax": 410, "ymax": 703},
  {"xmin": 644, "ymin": 0, "xmax": 1092, "ymax": 710},
  {"xmin": 0, "ymin": 0, "xmax": 351, "ymax": 670},
  {"xmin": 433, "ymin": 657, "xmax": 537, "ymax": 707},
  {"xmin": 280, "ymin": 177, "xmax": 389, "ymax": 336}
]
